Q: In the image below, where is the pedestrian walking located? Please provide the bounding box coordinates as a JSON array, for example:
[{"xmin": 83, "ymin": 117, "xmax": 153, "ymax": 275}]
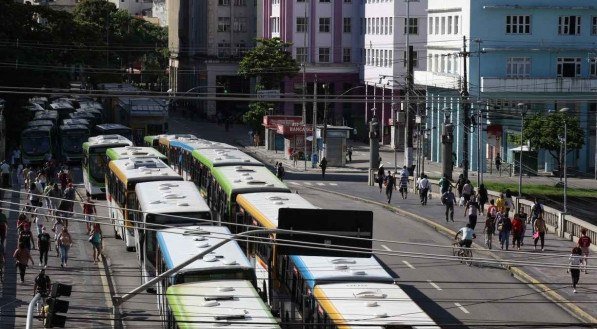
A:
[
  {"xmin": 276, "ymin": 163, "xmax": 285, "ymax": 182},
  {"xmin": 37, "ymin": 227, "xmax": 51, "ymax": 267},
  {"xmin": 46, "ymin": 183, "xmax": 62, "ymax": 218},
  {"xmin": 477, "ymin": 184, "xmax": 488, "ymax": 214},
  {"xmin": 461, "ymin": 180, "xmax": 473, "ymax": 204},
  {"xmin": 16, "ymin": 164, "xmax": 24, "ymax": 187},
  {"xmin": 37, "ymin": 172, "xmax": 47, "ymax": 190},
  {"xmin": 464, "ymin": 195, "xmax": 480, "ymax": 230},
  {"xmin": 319, "ymin": 157, "xmax": 327, "ymax": 180},
  {"xmin": 13, "ymin": 243, "xmax": 34, "ymax": 283},
  {"xmin": 17, "ymin": 213, "xmax": 30, "ymax": 235},
  {"xmin": 496, "ymin": 193, "xmax": 506, "ymax": 214},
  {"xmin": 291, "ymin": 151, "xmax": 299, "ymax": 167},
  {"xmin": 27, "ymin": 167, "xmax": 36, "ymax": 190},
  {"xmin": 504, "ymin": 189, "xmax": 514, "ymax": 216},
  {"xmin": 398, "ymin": 166, "xmax": 409, "ymax": 199},
  {"xmin": 511, "ymin": 214, "xmax": 524, "ymax": 250},
  {"xmin": 83, "ymin": 196, "xmax": 96, "ymax": 234},
  {"xmin": 417, "ymin": 174, "xmax": 430, "ymax": 205},
  {"xmin": 533, "ymin": 215, "xmax": 547, "ymax": 251},
  {"xmin": 0, "ymin": 160, "xmax": 10, "ymax": 188},
  {"xmin": 33, "ymin": 268, "xmax": 51, "ymax": 316},
  {"xmin": 517, "ymin": 205, "xmax": 528, "ymax": 246},
  {"xmin": 23, "ymin": 166, "xmax": 31, "ymax": 188},
  {"xmin": 455, "ymin": 174, "xmax": 466, "ymax": 198},
  {"xmin": 497, "ymin": 212, "xmax": 511, "ymax": 250},
  {"xmin": 441, "ymin": 187, "xmax": 457, "ymax": 222},
  {"xmin": 568, "ymin": 247, "xmax": 583, "ymax": 293},
  {"xmin": 52, "ymin": 217, "xmax": 64, "ymax": 257},
  {"xmin": 495, "ymin": 153, "xmax": 502, "ymax": 175},
  {"xmin": 483, "ymin": 213, "xmax": 496, "ymax": 249},
  {"xmin": 347, "ymin": 146, "xmax": 353, "ymax": 163},
  {"xmin": 438, "ymin": 174, "xmax": 452, "ymax": 196},
  {"xmin": 19, "ymin": 226, "xmax": 35, "ymax": 252},
  {"xmin": 0, "ymin": 209, "xmax": 7, "ymax": 246},
  {"xmin": 384, "ymin": 170, "xmax": 396, "ymax": 204},
  {"xmin": 28, "ymin": 183, "xmax": 42, "ymax": 208},
  {"xmin": 376, "ymin": 164, "xmax": 385, "ymax": 193},
  {"xmin": 530, "ymin": 198, "xmax": 543, "ymax": 231},
  {"xmin": 58, "ymin": 169, "xmax": 68, "ymax": 192},
  {"xmin": 61, "ymin": 183, "xmax": 76, "ymax": 226},
  {"xmin": 57, "ymin": 226, "xmax": 72, "ymax": 268},
  {"xmin": 578, "ymin": 228, "xmax": 592, "ymax": 274},
  {"xmin": 89, "ymin": 223, "xmax": 102, "ymax": 264}
]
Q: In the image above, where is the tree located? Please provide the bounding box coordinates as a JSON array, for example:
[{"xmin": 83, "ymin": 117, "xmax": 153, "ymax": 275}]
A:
[
  {"xmin": 523, "ymin": 113, "xmax": 585, "ymax": 171},
  {"xmin": 238, "ymin": 38, "xmax": 300, "ymax": 90},
  {"xmin": 242, "ymin": 102, "xmax": 273, "ymax": 137}
]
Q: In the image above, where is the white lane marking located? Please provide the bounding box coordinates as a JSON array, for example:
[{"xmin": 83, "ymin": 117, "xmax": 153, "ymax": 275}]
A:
[
  {"xmin": 289, "ymin": 182, "xmax": 300, "ymax": 185},
  {"xmin": 381, "ymin": 244, "xmax": 392, "ymax": 251},
  {"xmin": 402, "ymin": 260, "xmax": 416, "ymax": 269},
  {"xmin": 316, "ymin": 182, "xmax": 325, "ymax": 186},
  {"xmin": 328, "ymin": 183, "xmax": 338, "ymax": 186},
  {"xmin": 454, "ymin": 303, "xmax": 470, "ymax": 314},
  {"xmin": 427, "ymin": 280, "xmax": 442, "ymax": 291},
  {"xmin": 304, "ymin": 182, "xmax": 313, "ymax": 186}
]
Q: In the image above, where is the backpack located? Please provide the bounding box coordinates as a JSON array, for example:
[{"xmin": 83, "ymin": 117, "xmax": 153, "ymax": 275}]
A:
[
  {"xmin": 532, "ymin": 203, "xmax": 542, "ymax": 216},
  {"xmin": 485, "ymin": 217, "xmax": 495, "ymax": 234}
]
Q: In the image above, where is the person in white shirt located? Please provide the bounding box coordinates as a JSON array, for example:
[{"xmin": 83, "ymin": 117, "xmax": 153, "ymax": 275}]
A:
[
  {"xmin": 417, "ymin": 174, "xmax": 431, "ymax": 205},
  {"xmin": 456, "ymin": 224, "xmax": 476, "ymax": 248},
  {"xmin": 568, "ymin": 246, "xmax": 583, "ymax": 293},
  {"xmin": 0, "ymin": 161, "xmax": 10, "ymax": 188}
]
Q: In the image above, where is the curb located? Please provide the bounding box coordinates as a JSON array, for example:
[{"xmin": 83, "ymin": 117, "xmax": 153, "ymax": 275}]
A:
[{"xmin": 305, "ymin": 185, "xmax": 597, "ymax": 325}]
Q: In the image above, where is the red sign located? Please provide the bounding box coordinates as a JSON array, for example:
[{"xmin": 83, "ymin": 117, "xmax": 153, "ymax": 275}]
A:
[
  {"xmin": 263, "ymin": 115, "xmax": 302, "ymax": 128},
  {"xmin": 276, "ymin": 124, "xmax": 313, "ymax": 136}
]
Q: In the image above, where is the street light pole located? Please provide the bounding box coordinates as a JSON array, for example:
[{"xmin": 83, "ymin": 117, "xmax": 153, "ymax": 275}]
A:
[
  {"xmin": 558, "ymin": 107, "xmax": 569, "ymax": 215},
  {"xmin": 517, "ymin": 103, "xmax": 526, "ymax": 199}
]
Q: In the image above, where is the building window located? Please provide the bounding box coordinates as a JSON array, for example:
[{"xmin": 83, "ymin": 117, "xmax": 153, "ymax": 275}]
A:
[
  {"xmin": 454, "ymin": 16, "xmax": 459, "ymax": 34},
  {"xmin": 590, "ymin": 58, "xmax": 597, "ymax": 77},
  {"xmin": 217, "ymin": 43, "xmax": 231, "ymax": 57},
  {"xmin": 428, "ymin": 17, "xmax": 433, "ymax": 35},
  {"xmin": 434, "ymin": 17, "xmax": 439, "ymax": 34},
  {"xmin": 296, "ymin": 47, "xmax": 308, "ymax": 63},
  {"xmin": 343, "ymin": 48, "xmax": 351, "ymax": 63},
  {"xmin": 375, "ymin": 49, "xmax": 379, "ymax": 66},
  {"xmin": 434, "ymin": 54, "xmax": 439, "ymax": 72},
  {"xmin": 343, "ymin": 17, "xmax": 351, "ymax": 33},
  {"xmin": 270, "ymin": 17, "xmax": 279, "ymax": 33},
  {"xmin": 506, "ymin": 15, "xmax": 531, "ymax": 34},
  {"xmin": 593, "ymin": 17, "xmax": 597, "ymax": 35},
  {"xmin": 557, "ymin": 58, "xmax": 581, "ymax": 77},
  {"xmin": 218, "ymin": 0, "xmax": 229, "ymax": 5},
  {"xmin": 389, "ymin": 50, "xmax": 393, "ymax": 67},
  {"xmin": 558, "ymin": 16, "xmax": 581, "ymax": 35},
  {"xmin": 296, "ymin": 17, "xmax": 308, "ymax": 32},
  {"xmin": 318, "ymin": 47, "xmax": 330, "ymax": 62},
  {"xmin": 233, "ymin": 0, "xmax": 246, "ymax": 5},
  {"xmin": 389, "ymin": 17, "xmax": 393, "ymax": 34},
  {"xmin": 447, "ymin": 16, "xmax": 452, "ymax": 34},
  {"xmin": 376, "ymin": 17, "xmax": 379, "ymax": 34},
  {"xmin": 233, "ymin": 17, "xmax": 247, "ymax": 32},
  {"xmin": 427, "ymin": 55, "xmax": 433, "ymax": 70},
  {"xmin": 383, "ymin": 50, "xmax": 388, "ymax": 67},
  {"xmin": 403, "ymin": 50, "xmax": 418, "ymax": 67},
  {"xmin": 441, "ymin": 17, "xmax": 445, "ymax": 34},
  {"xmin": 319, "ymin": 17, "xmax": 331, "ymax": 32},
  {"xmin": 218, "ymin": 17, "xmax": 231, "ymax": 32},
  {"xmin": 404, "ymin": 17, "xmax": 418, "ymax": 34},
  {"xmin": 506, "ymin": 57, "xmax": 531, "ymax": 77}
]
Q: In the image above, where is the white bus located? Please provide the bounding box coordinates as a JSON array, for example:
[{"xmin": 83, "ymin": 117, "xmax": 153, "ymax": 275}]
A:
[
  {"xmin": 165, "ymin": 280, "xmax": 280, "ymax": 329},
  {"xmin": 106, "ymin": 158, "xmax": 182, "ymax": 251},
  {"xmin": 82, "ymin": 135, "xmax": 132, "ymax": 197},
  {"xmin": 134, "ymin": 180, "xmax": 212, "ymax": 280},
  {"xmin": 154, "ymin": 226, "xmax": 256, "ymax": 314}
]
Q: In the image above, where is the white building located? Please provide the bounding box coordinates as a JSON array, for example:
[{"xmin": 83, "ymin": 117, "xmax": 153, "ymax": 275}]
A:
[{"xmin": 108, "ymin": 0, "xmax": 153, "ymax": 17}]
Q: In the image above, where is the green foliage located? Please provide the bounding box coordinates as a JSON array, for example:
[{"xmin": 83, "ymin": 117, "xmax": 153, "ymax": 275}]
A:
[
  {"xmin": 238, "ymin": 38, "xmax": 300, "ymax": 90},
  {"xmin": 523, "ymin": 113, "xmax": 585, "ymax": 168},
  {"xmin": 242, "ymin": 102, "xmax": 272, "ymax": 134}
]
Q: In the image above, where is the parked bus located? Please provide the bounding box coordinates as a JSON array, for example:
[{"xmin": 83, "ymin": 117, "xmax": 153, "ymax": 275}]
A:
[
  {"xmin": 69, "ymin": 111, "xmax": 97, "ymax": 128},
  {"xmin": 165, "ymin": 280, "xmax": 279, "ymax": 329},
  {"xmin": 116, "ymin": 97, "xmax": 168, "ymax": 145},
  {"xmin": 155, "ymin": 226, "xmax": 255, "ymax": 313},
  {"xmin": 34, "ymin": 111, "xmax": 58, "ymax": 127},
  {"xmin": 190, "ymin": 148, "xmax": 262, "ymax": 190},
  {"xmin": 106, "ymin": 158, "xmax": 182, "ymax": 251},
  {"xmin": 76, "ymin": 107, "xmax": 103, "ymax": 123},
  {"xmin": 106, "ymin": 146, "xmax": 168, "ymax": 164},
  {"xmin": 134, "ymin": 180, "xmax": 211, "ymax": 280},
  {"xmin": 21, "ymin": 126, "xmax": 53, "ymax": 165},
  {"xmin": 49, "ymin": 100, "xmax": 75, "ymax": 122},
  {"xmin": 62, "ymin": 118, "xmax": 90, "ymax": 129},
  {"xmin": 94, "ymin": 124, "xmax": 133, "ymax": 141},
  {"xmin": 59, "ymin": 124, "xmax": 89, "ymax": 162},
  {"xmin": 204, "ymin": 166, "xmax": 290, "ymax": 226},
  {"xmin": 27, "ymin": 120, "xmax": 54, "ymax": 129},
  {"xmin": 82, "ymin": 134, "xmax": 133, "ymax": 197}
]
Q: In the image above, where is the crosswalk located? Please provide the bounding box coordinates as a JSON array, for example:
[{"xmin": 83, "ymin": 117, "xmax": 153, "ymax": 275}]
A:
[{"xmin": 288, "ymin": 181, "xmax": 338, "ymax": 187}]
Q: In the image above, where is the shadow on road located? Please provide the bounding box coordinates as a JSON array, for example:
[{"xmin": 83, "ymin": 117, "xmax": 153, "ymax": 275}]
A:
[{"xmin": 400, "ymin": 283, "xmax": 468, "ymax": 329}]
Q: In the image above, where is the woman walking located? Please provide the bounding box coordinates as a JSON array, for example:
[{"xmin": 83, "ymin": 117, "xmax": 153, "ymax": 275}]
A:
[
  {"xmin": 57, "ymin": 226, "xmax": 72, "ymax": 268},
  {"xmin": 13, "ymin": 243, "xmax": 34, "ymax": 283},
  {"xmin": 89, "ymin": 223, "xmax": 102, "ymax": 264},
  {"xmin": 568, "ymin": 246, "xmax": 583, "ymax": 293},
  {"xmin": 533, "ymin": 215, "xmax": 547, "ymax": 251},
  {"xmin": 477, "ymin": 184, "xmax": 488, "ymax": 214}
]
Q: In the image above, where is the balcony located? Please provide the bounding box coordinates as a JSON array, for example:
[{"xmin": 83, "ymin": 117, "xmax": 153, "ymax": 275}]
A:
[
  {"xmin": 414, "ymin": 71, "xmax": 461, "ymax": 90},
  {"xmin": 481, "ymin": 77, "xmax": 597, "ymax": 93}
]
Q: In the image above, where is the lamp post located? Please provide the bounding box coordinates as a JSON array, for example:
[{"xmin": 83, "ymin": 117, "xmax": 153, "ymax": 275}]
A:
[
  {"xmin": 517, "ymin": 103, "xmax": 527, "ymax": 199},
  {"xmin": 559, "ymin": 107, "xmax": 569, "ymax": 214}
]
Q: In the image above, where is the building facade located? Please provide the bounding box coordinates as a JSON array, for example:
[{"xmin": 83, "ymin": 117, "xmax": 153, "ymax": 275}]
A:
[
  {"xmin": 108, "ymin": 0, "xmax": 153, "ymax": 17},
  {"xmin": 415, "ymin": 0, "xmax": 597, "ymax": 177},
  {"xmin": 169, "ymin": 0, "xmax": 257, "ymax": 119}
]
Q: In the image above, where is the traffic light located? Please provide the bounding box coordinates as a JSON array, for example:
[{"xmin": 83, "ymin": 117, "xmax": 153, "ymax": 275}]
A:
[{"xmin": 44, "ymin": 283, "xmax": 72, "ymax": 328}]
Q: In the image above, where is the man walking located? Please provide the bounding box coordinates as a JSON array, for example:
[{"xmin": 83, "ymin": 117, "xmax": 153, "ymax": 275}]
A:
[
  {"xmin": 347, "ymin": 146, "xmax": 353, "ymax": 163},
  {"xmin": 398, "ymin": 166, "xmax": 409, "ymax": 199},
  {"xmin": 441, "ymin": 187, "xmax": 457, "ymax": 222},
  {"xmin": 464, "ymin": 195, "xmax": 480, "ymax": 230},
  {"xmin": 319, "ymin": 157, "xmax": 327, "ymax": 180},
  {"xmin": 0, "ymin": 160, "xmax": 10, "ymax": 188},
  {"xmin": 276, "ymin": 163, "xmax": 285, "ymax": 182},
  {"xmin": 385, "ymin": 170, "xmax": 396, "ymax": 204},
  {"xmin": 37, "ymin": 227, "xmax": 51, "ymax": 267},
  {"xmin": 417, "ymin": 174, "xmax": 430, "ymax": 205}
]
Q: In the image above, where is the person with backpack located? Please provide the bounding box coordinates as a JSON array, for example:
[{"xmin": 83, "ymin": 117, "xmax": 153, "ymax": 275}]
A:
[
  {"xmin": 497, "ymin": 212, "xmax": 512, "ymax": 250},
  {"xmin": 464, "ymin": 195, "xmax": 480, "ymax": 229},
  {"xmin": 533, "ymin": 215, "xmax": 547, "ymax": 251},
  {"xmin": 455, "ymin": 174, "xmax": 466, "ymax": 198},
  {"xmin": 568, "ymin": 246, "xmax": 583, "ymax": 293},
  {"xmin": 486, "ymin": 199, "xmax": 497, "ymax": 219},
  {"xmin": 438, "ymin": 174, "xmax": 452, "ymax": 195},
  {"xmin": 483, "ymin": 213, "xmax": 496, "ymax": 249},
  {"xmin": 18, "ymin": 226, "xmax": 35, "ymax": 252},
  {"xmin": 511, "ymin": 214, "xmax": 524, "ymax": 250},
  {"xmin": 13, "ymin": 243, "xmax": 34, "ymax": 283},
  {"xmin": 441, "ymin": 187, "xmax": 457, "ymax": 222},
  {"xmin": 52, "ymin": 217, "xmax": 64, "ymax": 257},
  {"xmin": 89, "ymin": 223, "xmax": 103, "ymax": 264},
  {"xmin": 37, "ymin": 226, "xmax": 51, "ymax": 267},
  {"xmin": 578, "ymin": 228, "xmax": 592, "ymax": 274},
  {"xmin": 461, "ymin": 180, "xmax": 473, "ymax": 204}
]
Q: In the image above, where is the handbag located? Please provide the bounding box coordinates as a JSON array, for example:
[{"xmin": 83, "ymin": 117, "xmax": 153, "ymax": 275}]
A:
[{"xmin": 532, "ymin": 231, "xmax": 539, "ymax": 239}]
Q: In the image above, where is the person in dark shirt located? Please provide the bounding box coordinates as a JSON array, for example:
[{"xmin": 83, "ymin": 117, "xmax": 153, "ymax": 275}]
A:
[{"xmin": 37, "ymin": 227, "xmax": 51, "ymax": 267}]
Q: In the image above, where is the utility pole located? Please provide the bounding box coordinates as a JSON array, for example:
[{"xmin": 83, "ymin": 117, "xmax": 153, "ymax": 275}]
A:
[
  {"xmin": 323, "ymin": 84, "xmax": 328, "ymax": 150},
  {"xmin": 475, "ymin": 38, "xmax": 483, "ymax": 187},
  {"xmin": 302, "ymin": 2, "xmax": 308, "ymax": 171},
  {"xmin": 311, "ymin": 75, "xmax": 318, "ymax": 159},
  {"xmin": 405, "ymin": 45, "xmax": 415, "ymax": 171},
  {"xmin": 460, "ymin": 36, "xmax": 471, "ymax": 181},
  {"xmin": 442, "ymin": 109, "xmax": 454, "ymax": 180}
]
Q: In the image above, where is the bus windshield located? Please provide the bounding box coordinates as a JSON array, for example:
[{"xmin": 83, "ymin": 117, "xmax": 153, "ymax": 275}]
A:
[
  {"xmin": 89, "ymin": 150, "xmax": 108, "ymax": 182},
  {"xmin": 62, "ymin": 132, "xmax": 88, "ymax": 153},
  {"xmin": 22, "ymin": 136, "xmax": 50, "ymax": 155}
]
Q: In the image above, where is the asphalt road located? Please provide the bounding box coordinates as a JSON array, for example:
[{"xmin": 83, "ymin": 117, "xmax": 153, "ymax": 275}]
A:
[{"xmin": 292, "ymin": 183, "xmax": 582, "ymax": 328}]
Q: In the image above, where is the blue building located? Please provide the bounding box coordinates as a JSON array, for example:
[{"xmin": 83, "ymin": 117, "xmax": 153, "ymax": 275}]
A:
[{"xmin": 415, "ymin": 0, "xmax": 596, "ymax": 178}]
